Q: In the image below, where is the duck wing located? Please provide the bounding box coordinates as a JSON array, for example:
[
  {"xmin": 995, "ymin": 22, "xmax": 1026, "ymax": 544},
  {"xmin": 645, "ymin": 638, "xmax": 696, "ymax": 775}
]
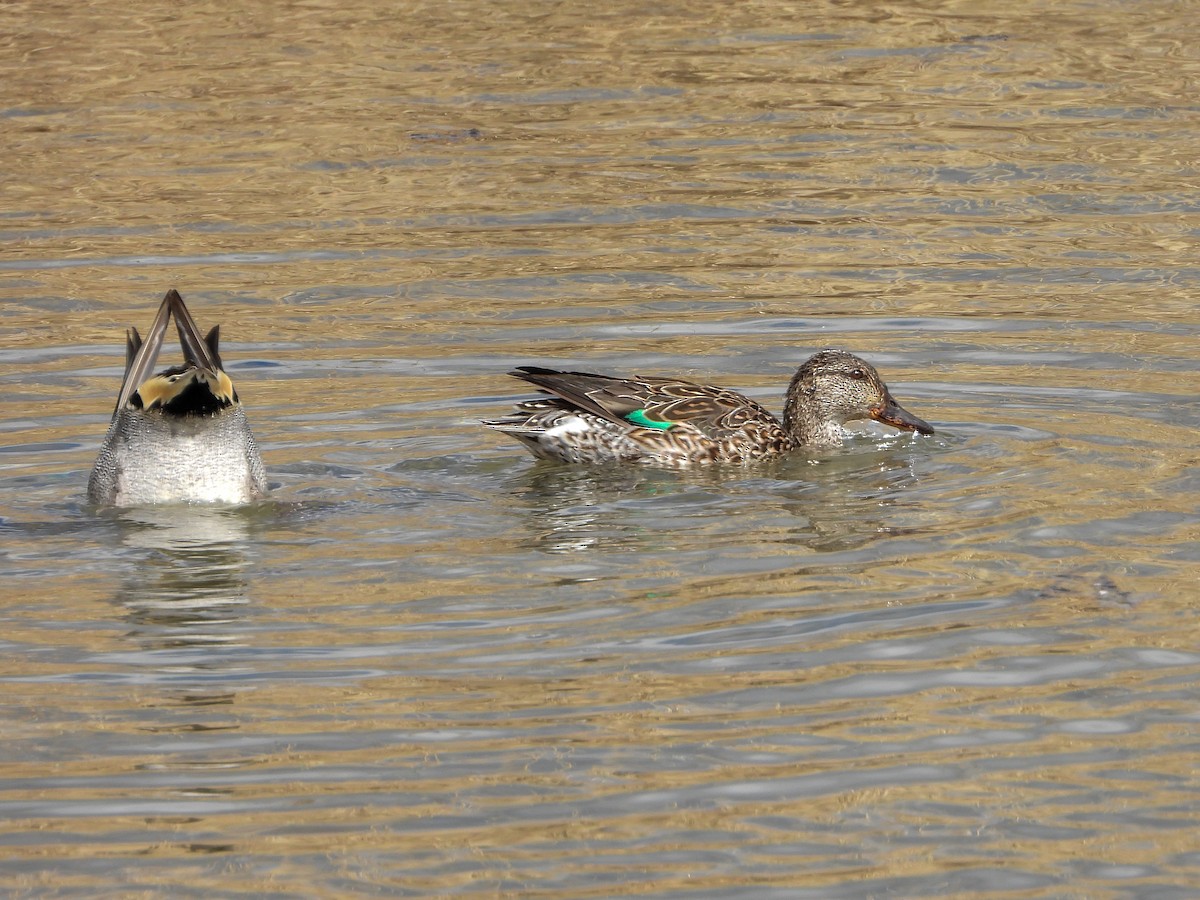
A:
[
  {"xmin": 113, "ymin": 290, "xmax": 173, "ymax": 418},
  {"xmin": 167, "ymin": 289, "xmax": 224, "ymax": 372},
  {"xmin": 509, "ymin": 366, "xmax": 779, "ymax": 439}
]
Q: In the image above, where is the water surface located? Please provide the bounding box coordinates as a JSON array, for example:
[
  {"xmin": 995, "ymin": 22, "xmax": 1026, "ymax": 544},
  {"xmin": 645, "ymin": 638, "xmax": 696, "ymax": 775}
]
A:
[{"xmin": 3, "ymin": 0, "xmax": 1199, "ymax": 896}]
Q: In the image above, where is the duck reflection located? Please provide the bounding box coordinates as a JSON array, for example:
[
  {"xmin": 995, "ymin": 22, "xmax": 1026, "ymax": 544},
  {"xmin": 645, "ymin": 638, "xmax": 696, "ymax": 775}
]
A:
[
  {"xmin": 111, "ymin": 505, "xmax": 257, "ymax": 653},
  {"xmin": 505, "ymin": 463, "xmax": 704, "ymax": 553},
  {"xmin": 501, "ymin": 437, "xmax": 926, "ymax": 556},
  {"xmin": 769, "ymin": 444, "xmax": 927, "ymax": 553}
]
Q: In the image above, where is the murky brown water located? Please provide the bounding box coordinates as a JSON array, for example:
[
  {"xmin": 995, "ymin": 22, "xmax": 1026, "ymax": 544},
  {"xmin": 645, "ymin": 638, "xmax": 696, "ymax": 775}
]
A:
[{"xmin": 3, "ymin": 0, "xmax": 1200, "ymax": 895}]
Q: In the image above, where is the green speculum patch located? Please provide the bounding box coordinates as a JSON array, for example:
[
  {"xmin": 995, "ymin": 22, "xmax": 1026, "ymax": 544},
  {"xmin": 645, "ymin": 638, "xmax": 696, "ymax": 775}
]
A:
[{"xmin": 625, "ymin": 409, "xmax": 674, "ymax": 430}]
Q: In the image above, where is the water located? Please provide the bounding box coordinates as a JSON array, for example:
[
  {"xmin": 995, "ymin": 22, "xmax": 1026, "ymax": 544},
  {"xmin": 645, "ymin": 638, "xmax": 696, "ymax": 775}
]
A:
[{"xmin": 3, "ymin": 0, "xmax": 1200, "ymax": 895}]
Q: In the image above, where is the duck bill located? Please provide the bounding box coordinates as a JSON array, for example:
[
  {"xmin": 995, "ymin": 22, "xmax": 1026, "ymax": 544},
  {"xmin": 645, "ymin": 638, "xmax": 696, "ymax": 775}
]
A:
[
  {"xmin": 870, "ymin": 395, "xmax": 934, "ymax": 436},
  {"xmin": 113, "ymin": 290, "xmax": 173, "ymax": 418}
]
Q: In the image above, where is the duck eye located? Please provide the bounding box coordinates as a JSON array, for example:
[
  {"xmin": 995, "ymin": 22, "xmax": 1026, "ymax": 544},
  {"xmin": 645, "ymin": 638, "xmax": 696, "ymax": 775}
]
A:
[{"xmin": 849, "ymin": 368, "xmax": 867, "ymax": 380}]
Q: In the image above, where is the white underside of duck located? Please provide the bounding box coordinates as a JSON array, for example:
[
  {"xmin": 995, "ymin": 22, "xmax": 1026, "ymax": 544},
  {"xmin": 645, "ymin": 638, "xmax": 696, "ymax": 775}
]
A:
[{"xmin": 89, "ymin": 407, "xmax": 267, "ymax": 505}]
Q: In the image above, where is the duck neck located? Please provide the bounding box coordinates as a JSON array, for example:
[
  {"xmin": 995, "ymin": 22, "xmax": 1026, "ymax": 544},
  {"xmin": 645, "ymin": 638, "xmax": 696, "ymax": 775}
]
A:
[{"xmin": 782, "ymin": 372, "xmax": 846, "ymax": 449}]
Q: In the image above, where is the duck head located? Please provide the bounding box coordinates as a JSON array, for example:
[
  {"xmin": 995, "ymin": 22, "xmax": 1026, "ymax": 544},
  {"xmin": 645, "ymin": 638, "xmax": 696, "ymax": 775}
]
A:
[{"xmin": 783, "ymin": 349, "xmax": 934, "ymax": 448}]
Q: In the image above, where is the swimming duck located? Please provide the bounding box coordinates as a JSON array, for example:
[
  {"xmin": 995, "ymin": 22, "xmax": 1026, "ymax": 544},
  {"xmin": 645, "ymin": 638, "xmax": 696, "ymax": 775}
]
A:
[
  {"xmin": 87, "ymin": 289, "xmax": 268, "ymax": 505},
  {"xmin": 485, "ymin": 349, "xmax": 934, "ymax": 466}
]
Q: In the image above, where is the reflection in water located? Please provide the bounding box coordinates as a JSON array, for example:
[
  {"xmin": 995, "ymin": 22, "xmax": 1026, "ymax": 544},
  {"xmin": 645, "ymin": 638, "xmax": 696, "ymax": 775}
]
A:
[
  {"xmin": 111, "ymin": 505, "xmax": 255, "ymax": 655},
  {"xmin": 504, "ymin": 437, "xmax": 927, "ymax": 556},
  {"xmin": 503, "ymin": 462, "xmax": 703, "ymax": 553},
  {"xmin": 1037, "ymin": 567, "xmax": 1136, "ymax": 609}
]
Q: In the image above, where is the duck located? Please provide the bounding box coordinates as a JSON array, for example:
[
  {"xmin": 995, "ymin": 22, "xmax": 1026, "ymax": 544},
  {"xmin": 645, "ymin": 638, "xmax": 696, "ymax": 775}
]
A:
[
  {"xmin": 484, "ymin": 349, "xmax": 934, "ymax": 466},
  {"xmin": 87, "ymin": 289, "xmax": 268, "ymax": 505}
]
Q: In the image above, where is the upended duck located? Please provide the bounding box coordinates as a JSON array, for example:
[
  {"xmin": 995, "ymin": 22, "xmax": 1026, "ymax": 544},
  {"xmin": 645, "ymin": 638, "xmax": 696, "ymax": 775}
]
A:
[
  {"xmin": 87, "ymin": 289, "xmax": 267, "ymax": 505},
  {"xmin": 484, "ymin": 349, "xmax": 934, "ymax": 466}
]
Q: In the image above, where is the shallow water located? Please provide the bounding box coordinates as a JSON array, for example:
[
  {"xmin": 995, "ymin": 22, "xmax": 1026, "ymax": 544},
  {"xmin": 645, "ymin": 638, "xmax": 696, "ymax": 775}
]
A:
[{"xmin": 3, "ymin": 0, "xmax": 1200, "ymax": 896}]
